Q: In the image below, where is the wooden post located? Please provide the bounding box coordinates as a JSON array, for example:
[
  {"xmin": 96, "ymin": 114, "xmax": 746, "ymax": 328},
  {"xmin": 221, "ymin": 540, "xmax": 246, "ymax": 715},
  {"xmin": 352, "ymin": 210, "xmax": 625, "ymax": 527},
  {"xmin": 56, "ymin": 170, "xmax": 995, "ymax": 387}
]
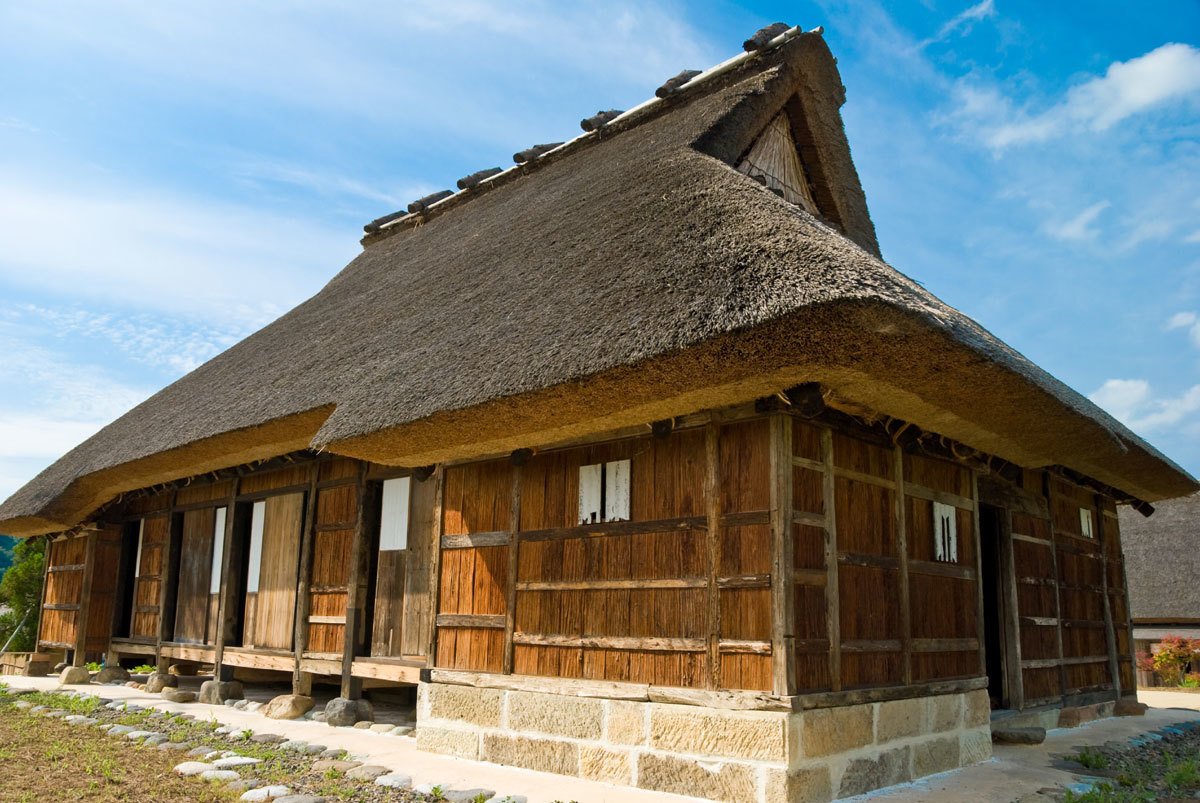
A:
[
  {"xmin": 971, "ymin": 473, "xmax": 987, "ymax": 682},
  {"xmin": 769, "ymin": 414, "xmax": 795, "ymax": 696},
  {"xmin": 340, "ymin": 464, "xmax": 375, "ymax": 699},
  {"xmin": 821, "ymin": 427, "xmax": 841, "ymax": 692},
  {"xmin": 156, "ymin": 493, "xmax": 181, "ymax": 671},
  {"xmin": 502, "ymin": 465, "xmax": 522, "ymax": 675},
  {"xmin": 73, "ymin": 532, "xmax": 98, "ymax": 667},
  {"xmin": 894, "ymin": 446, "xmax": 912, "ymax": 687},
  {"xmin": 1094, "ymin": 494, "xmax": 1122, "ymax": 697},
  {"xmin": 213, "ymin": 478, "xmax": 242, "ymax": 682},
  {"xmin": 34, "ymin": 535, "xmax": 51, "ymax": 657},
  {"xmin": 999, "ymin": 509, "xmax": 1025, "ymax": 710},
  {"xmin": 1116, "ymin": 510, "xmax": 1138, "ymax": 698},
  {"xmin": 292, "ymin": 463, "xmax": 321, "ymax": 695},
  {"xmin": 704, "ymin": 422, "xmax": 722, "ymax": 690},
  {"xmin": 425, "ymin": 467, "xmax": 445, "ymax": 664},
  {"xmin": 1043, "ymin": 474, "xmax": 1069, "ymax": 703}
]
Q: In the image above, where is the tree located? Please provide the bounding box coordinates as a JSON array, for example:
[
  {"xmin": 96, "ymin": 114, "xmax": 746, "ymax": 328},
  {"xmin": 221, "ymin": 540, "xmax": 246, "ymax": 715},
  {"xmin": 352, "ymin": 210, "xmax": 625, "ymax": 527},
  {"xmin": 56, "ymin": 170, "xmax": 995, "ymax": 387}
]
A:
[{"xmin": 0, "ymin": 536, "xmax": 45, "ymax": 652}]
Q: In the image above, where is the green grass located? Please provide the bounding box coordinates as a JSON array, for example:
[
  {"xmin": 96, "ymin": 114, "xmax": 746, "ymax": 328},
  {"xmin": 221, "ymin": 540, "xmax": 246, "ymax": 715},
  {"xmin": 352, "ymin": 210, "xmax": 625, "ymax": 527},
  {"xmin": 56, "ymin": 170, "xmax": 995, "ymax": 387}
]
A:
[{"xmin": 1076, "ymin": 748, "xmax": 1110, "ymax": 770}]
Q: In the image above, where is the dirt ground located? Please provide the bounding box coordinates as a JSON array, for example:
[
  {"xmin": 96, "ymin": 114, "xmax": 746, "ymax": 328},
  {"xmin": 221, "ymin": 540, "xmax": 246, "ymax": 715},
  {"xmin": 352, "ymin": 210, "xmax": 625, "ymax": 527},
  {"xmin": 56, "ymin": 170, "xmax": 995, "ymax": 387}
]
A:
[{"xmin": 0, "ymin": 706, "xmax": 234, "ymax": 802}]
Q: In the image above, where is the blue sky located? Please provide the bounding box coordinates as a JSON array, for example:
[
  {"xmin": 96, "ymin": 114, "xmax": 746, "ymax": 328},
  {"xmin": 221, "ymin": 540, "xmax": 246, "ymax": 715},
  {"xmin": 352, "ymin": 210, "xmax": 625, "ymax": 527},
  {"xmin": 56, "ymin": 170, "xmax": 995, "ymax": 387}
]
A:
[{"xmin": 1, "ymin": 1, "xmax": 1198, "ymax": 502}]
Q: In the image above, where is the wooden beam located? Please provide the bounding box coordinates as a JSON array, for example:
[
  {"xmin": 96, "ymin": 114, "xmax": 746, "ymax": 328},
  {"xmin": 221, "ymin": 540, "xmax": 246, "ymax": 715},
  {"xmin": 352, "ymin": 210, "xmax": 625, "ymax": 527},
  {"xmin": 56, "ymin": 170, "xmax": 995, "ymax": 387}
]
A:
[
  {"xmin": 895, "ymin": 445, "xmax": 911, "ymax": 686},
  {"xmin": 212, "ymin": 476, "xmax": 242, "ymax": 682},
  {"xmin": 821, "ymin": 427, "xmax": 841, "ymax": 692},
  {"xmin": 156, "ymin": 495, "xmax": 182, "ymax": 671},
  {"xmin": 503, "ymin": 465, "xmax": 521, "ymax": 675},
  {"xmin": 437, "ymin": 614, "xmax": 506, "ymax": 629},
  {"xmin": 1044, "ymin": 473, "xmax": 1069, "ymax": 704},
  {"xmin": 513, "ymin": 633, "xmax": 706, "ymax": 652},
  {"xmin": 1094, "ymin": 493, "xmax": 1122, "ymax": 696},
  {"xmin": 441, "ymin": 531, "xmax": 511, "ymax": 549},
  {"xmin": 999, "ymin": 509, "xmax": 1026, "ymax": 710},
  {"xmin": 515, "ymin": 578, "xmax": 706, "ymax": 592},
  {"xmin": 971, "ymin": 472, "xmax": 987, "ymax": 683},
  {"xmin": 705, "ymin": 422, "xmax": 721, "ymax": 690},
  {"xmin": 340, "ymin": 462, "xmax": 375, "ymax": 699},
  {"xmin": 425, "ymin": 467, "xmax": 445, "ymax": 662},
  {"xmin": 350, "ymin": 658, "xmax": 422, "ymax": 684},
  {"xmin": 73, "ymin": 532, "xmax": 98, "ymax": 667},
  {"xmin": 33, "ymin": 536, "xmax": 51, "ymax": 653},
  {"xmin": 519, "ymin": 516, "xmax": 706, "ymax": 543},
  {"xmin": 292, "ymin": 462, "xmax": 320, "ymax": 695},
  {"xmin": 770, "ymin": 414, "xmax": 795, "ymax": 696}
]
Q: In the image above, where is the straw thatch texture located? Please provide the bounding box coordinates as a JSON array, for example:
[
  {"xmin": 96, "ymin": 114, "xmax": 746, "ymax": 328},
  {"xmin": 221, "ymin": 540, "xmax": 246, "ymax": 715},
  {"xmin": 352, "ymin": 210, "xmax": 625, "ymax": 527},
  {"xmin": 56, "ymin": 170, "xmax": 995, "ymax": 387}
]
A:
[
  {"xmin": 0, "ymin": 31, "xmax": 1194, "ymax": 537},
  {"xmin": 1119, "ymin": 492, "xmax": 1200, "ymax": 624}
]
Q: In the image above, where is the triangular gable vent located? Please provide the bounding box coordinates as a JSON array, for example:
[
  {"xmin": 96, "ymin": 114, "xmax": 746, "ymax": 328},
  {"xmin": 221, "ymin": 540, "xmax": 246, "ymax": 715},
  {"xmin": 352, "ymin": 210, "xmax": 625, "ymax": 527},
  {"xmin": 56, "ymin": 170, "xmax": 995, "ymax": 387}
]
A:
[{"xmin": 737, "ymin": 112, "xmax": 819, "ymax": 215}]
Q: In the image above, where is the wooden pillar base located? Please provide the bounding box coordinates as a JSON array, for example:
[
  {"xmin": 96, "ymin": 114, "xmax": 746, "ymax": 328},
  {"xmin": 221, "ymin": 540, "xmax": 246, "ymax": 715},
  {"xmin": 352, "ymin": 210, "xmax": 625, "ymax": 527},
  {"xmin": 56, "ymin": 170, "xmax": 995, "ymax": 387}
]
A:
[{"xmin": 294, "ymin": 671, "xmax": 314, "ymax": 697}]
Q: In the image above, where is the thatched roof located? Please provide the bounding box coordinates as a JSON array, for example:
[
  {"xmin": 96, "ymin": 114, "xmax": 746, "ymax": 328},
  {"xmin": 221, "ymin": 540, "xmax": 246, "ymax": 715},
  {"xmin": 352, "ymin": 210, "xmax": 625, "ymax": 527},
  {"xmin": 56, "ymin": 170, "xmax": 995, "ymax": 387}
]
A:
[
  {"xmin": 1, "ymin": 27, "xmax": 1195, "ymax": 537},
  {"xmin": 1120, "ymin": 492, "xmax": 1200, "ymax": 625}
]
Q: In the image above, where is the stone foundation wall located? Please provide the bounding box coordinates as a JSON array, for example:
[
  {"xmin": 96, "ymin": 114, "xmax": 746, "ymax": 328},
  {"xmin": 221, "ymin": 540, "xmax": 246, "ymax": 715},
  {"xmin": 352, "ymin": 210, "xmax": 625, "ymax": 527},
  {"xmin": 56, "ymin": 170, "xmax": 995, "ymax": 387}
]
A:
[{"xmin": 416, "ymin": 682, "xmax": 993, "ymax": 802}]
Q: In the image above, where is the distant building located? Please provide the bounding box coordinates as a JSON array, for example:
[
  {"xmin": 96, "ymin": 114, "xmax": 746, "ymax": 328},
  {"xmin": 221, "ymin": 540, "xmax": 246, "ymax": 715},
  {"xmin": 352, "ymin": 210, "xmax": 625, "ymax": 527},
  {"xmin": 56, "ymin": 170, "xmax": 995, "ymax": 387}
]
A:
[{"xmin": 1120, "ymin": 492, "xmax": 1200, "ymax": 684}]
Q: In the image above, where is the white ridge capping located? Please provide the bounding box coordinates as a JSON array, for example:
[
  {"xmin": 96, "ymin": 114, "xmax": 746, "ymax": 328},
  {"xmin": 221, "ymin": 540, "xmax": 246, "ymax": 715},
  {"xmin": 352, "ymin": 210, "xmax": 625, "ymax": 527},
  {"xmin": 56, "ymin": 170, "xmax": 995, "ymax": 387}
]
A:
[{"xmin": 379, "ymin": 25, "xmax": 808, "ymax": 231}]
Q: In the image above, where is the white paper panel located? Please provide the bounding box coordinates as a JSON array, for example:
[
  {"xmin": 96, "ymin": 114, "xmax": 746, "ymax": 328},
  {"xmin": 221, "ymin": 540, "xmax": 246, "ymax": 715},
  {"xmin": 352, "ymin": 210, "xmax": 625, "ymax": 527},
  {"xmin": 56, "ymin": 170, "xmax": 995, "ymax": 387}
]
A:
[
  {"xmin": 933, "ymin": 501, "xmax": 958, "ymax": 563},
  {"xmin": 133, "ymin": 519, "xmax": 145, "ymax": 579},
  {"xmin": 380, "ymin": 477, "xmax": 411, "ymax": 552},
  {"xmin": 579, "ymin": 463, "xmax": 602, "ymax": 525},
  {"xmin": 209, "ymin": 507, "xmax": 227, "ymax": 594},
  {"xmin": 605, "ymin": 459, "xmax": 631, "ymax": 522},
  {"xmin": 1080, "ymin": 507, "xmax": 1094, "ymax": 538},
  {"xmin": 247, "ymin": 500, "xmax": 266, "ymax": 593}
]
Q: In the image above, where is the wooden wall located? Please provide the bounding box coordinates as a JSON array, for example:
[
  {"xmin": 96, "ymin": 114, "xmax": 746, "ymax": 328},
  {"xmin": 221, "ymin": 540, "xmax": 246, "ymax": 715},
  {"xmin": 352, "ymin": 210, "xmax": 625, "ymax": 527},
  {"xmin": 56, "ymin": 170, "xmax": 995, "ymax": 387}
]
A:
[
  {"xmin": 39, "ymin": 535, "xmax": 87, "ymax": 649},
  {"xmin": 433, "ymin": 420, "xmax": 781, "ymax": 692},
  {"xmin": 791, "ymin": 420, "xmax": 982, "ymax": 694},
  {"xmin": 306, "ymin": 459, "xmax": 360, "ymax": 655},
  {"xmin": 1008, "ymin": 473, "xmax": 1129, "ymax": 706},
  {"xmin": 131, "ymin": 515, "xmax": 169, "ymax": 640}
]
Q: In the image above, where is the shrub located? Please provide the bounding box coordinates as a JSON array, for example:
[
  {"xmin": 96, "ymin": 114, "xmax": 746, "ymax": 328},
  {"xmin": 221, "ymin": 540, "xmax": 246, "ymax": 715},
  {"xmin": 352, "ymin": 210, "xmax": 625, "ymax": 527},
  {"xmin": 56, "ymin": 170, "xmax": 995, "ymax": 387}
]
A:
[{"xmin": 1151, "ymin": 636, "xmax": 1200, "ymax": 687}]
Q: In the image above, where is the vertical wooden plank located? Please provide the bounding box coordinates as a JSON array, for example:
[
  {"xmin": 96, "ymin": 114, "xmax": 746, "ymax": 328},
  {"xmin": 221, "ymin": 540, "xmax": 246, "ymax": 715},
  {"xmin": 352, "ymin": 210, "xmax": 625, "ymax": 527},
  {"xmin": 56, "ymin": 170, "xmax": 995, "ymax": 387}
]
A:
[
  {"xmin": 292, "ymin": 462, "xmax": 321, "ymax": 693},
  {"xmin": 213, "ymin": 476, "xmax": 241, "ymax": 682},
  {"xmin": 705, "ymin": 422, "xmax": 721, "ymax": 690},
  {"xmin": 821, "ymin": 427, "xmax": 841, "ymax": 692},
  {"xmin": 503, "ymin": 464, "xmax": 522, "ymax": 675},
  {"xmin": 156, "ymin": 494, "xmax": 181, "ymax": 669},
  {"xmin": 73, "ymin": 532, "xmax": 97, "ymax": 667},
  {"xmin": 34, "ymin": 535, "xmax": 50, "ymax": 651},
  {"xmin": 770, "ymin": 415, "xmax": 795, "ymax": 695},
  {"xmin": 173, "ymin": 508, "xmax": 217, "ymax": 643},
  {"xmin": 426, "ymin": 466, "xmax": 446, "ymax": 662},
  {"xmin": 341, "ymin": 463, "xmax": 375, "ymax": 699},
  {"xmin": 999, "ymin": 508, "xmax": 1025, "ymax": 710},
  {"xmin": 1043, "ymin": 474, "xmax": 1068, "ymax": 702},
  {"xmin": 401, "ymin": 474, "xmax": 437, "ymax": 657},
  {"xmin": 971, "ymin": 472, "xmax": 987, "ymax": 682},
  {"xmin": 255, "ymin": 493, "xmax": 304, "ymax": 650},
  {"xmin": 1094, "ymin": 493, "xmax": 1121, "ymax": 696},
  {"xmin": 895, "ymin": 445, "xmax": 912, "ymax": 686}
]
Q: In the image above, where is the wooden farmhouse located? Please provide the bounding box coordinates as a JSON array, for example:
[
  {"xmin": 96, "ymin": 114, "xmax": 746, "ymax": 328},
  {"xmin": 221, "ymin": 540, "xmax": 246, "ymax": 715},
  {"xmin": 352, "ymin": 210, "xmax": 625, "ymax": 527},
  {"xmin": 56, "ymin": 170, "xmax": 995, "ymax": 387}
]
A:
[{"xmin": 1, "ymin": 24, "xmax": 1195, "ymax": 802}]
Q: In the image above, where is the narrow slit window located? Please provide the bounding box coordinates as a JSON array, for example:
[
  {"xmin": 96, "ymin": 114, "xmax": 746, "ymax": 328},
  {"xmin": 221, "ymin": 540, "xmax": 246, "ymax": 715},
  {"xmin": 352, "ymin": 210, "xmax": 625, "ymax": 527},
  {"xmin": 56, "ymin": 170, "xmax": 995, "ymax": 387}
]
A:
[
  {"xmin": 579, "ymin": 459, "xmax": 631, "ymax": 524},
  {"xmin": 933, "ymin": 501, "xmax": 958, "ymax": 563},
  {"xmin": 133, "ymin": 519, "xmax": 145, "ymax": 579},
  {"xmin": 209, "ymin": 507, "xmax": 226, "ymax": 594},
  {"xmin": 1080, "ymin": 507, "xmax": 1094, "ymax": 538},
  {"xmin": 380, "ymin": 477, "xmax": 411, "ymax": 551},
  {"xmin": 246, "ymin": 500, "xmax": 265, "ymax": 593}
]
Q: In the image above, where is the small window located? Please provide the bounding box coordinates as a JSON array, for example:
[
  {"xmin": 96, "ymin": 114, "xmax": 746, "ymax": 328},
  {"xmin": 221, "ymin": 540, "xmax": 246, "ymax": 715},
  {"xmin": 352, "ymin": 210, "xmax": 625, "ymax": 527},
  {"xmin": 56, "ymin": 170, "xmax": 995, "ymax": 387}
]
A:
[
  {"xmin": 246, "ymin": 500, "xmax": 266, "ymax": 593},
  {"xmin": 579, "ymin": 459, "xmax": 631, "ymax": 524},
  {"xmin": 209, "ymin": 507, "xmax": 226, "ymax": 594},
  {"xmin": 1080, "ymin": 507, "xmax": 1094, "ymax": 538},
  {"xmin": 133, "ymin": 519, "xmax": 145, "ymax": 579},
  {"xmin": 379, "ymin": 477, "xmax": 411, "ymax": 551},
  {"xmin": 933, "ymin": 501, "xmax": 958, "ymax": 563}
]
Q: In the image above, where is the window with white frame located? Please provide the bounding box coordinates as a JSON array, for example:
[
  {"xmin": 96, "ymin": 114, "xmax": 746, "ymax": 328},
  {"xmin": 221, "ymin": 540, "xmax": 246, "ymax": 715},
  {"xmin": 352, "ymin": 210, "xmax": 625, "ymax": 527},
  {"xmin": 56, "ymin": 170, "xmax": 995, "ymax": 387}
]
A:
[
  {"xmin": 578, "ymin": 459, "xmax": 631, "ymax": 524},
  {"xmin": 933, "ymin": 501, "xmax": 958, "ymax": 563},
  {"xmin": 209, "ymin": 507, "xmax": 227, "ymax": 594},
  {"xmin": 1079, "ymin": 507, "xmax": 1094, "ymax": 538}
]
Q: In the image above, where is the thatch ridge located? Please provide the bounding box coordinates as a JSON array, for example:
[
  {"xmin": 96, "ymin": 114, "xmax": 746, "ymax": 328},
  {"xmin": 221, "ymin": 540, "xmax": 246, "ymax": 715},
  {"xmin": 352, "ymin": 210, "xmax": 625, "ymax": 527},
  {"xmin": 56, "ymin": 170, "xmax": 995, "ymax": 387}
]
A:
[{"xmin": 0, "ymin": 30, "xmax": 1194, "ymax": 536}]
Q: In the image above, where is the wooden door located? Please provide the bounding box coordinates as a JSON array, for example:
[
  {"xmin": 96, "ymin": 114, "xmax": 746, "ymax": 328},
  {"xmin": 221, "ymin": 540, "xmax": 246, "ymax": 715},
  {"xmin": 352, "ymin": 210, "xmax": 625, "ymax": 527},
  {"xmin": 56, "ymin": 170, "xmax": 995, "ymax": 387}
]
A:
[
  {"xmin": 130, "ymin": 515, "xmax": 169, "ymax": 640},
  {"xmin": 248, "ymin": 493, "xmax": 304, "ymax": 650},
  {"xmin": 173, "ymin": 508, "xmax": 216, "ymax": 644}
]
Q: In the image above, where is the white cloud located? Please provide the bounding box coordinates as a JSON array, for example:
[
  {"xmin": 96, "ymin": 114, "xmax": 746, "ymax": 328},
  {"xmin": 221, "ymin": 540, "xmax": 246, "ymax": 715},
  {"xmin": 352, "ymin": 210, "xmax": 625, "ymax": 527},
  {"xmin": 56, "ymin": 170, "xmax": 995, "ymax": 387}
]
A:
[
  {"xmin": 1044, "ymin": 201, "xmax": 1110, "ymax": 242},
  {"xmin": 953, "ymin": 43, "xmax": 1200, "ymax": 150},
  {"xmin": 0, "ymin": 171, "xmax": 352, "ymax": 326},
  {"xmin": 1168, "ymin": 311, "xmax": 1198, "ymax": 329},
  {"xmin": 1090, "ymin": 378, "xmax": 1200, "ymax": 433},
  {"xmin": 1185, "ymin": 230, "xmax": 1200, "ymax": 244},
  {"xmin": 919, "ymin": 0, "xmax": 996, "ymax": 48}
]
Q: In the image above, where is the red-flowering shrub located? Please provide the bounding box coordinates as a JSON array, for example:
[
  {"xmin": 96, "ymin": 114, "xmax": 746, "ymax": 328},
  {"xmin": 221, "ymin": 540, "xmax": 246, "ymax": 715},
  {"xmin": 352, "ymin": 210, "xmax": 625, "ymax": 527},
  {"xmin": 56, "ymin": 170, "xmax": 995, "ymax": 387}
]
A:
[{"xmin": 1150, "ymin": 636, "xmax": 1200, "ymax": 687}]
